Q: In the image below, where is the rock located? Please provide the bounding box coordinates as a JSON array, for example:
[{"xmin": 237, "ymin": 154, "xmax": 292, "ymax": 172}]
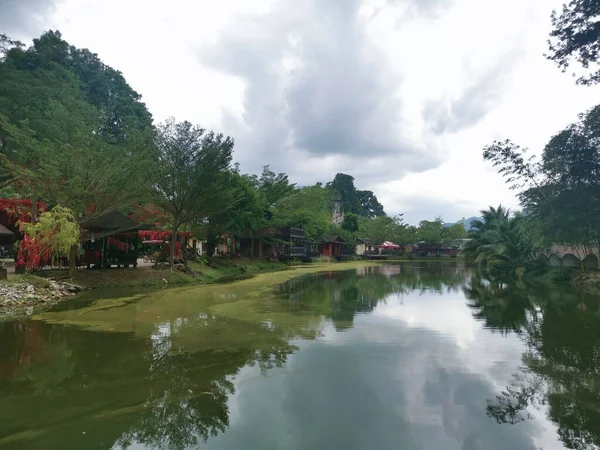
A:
[
  {"xmin": 60, "ymin": 282, "xmax": 85, "ymax": 292},
  {"xmin": 26, "ymin": 285, "xmax": 35, "ymax": 293}
]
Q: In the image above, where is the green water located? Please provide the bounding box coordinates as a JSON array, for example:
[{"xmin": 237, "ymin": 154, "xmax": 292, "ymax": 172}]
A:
[{"xmin": 1, "ymin": 263, "xmax": 599, "ymax": 450}]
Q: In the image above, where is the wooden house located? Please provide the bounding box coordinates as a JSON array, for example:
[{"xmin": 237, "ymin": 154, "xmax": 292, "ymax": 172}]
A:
[
  {"xmin": 236, "ymin": 227, "xmax": 306, "ymax": 259},
  {"xmin": 278, "ymin": 227, "xmax": 305, "ymax": 259},
  {"xmin": 321, "ymin": 236, "xmax": 346, "ymax": 257},
  {"xmin": 355, "ymin": 238, "xmax": 376, "ymax": 256},
  {"xmin": 81, "ymin": 212, "xmax": 140, "ymax": 268}
]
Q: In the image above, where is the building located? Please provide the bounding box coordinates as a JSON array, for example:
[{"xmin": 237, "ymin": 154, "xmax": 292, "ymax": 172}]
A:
[
  {"xmin": 355, "ymin": 238, "xmax": 376, "ymax": 256},
  {"xmin": 81, "ymin": 212, "xmax": 141, "ymax": 268},
  {"xmin": 321, "ymin": 235, "xmax": 346, "ymax": 257}
]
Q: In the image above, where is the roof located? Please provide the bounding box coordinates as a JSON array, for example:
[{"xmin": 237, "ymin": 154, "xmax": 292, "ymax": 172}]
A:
[
  {"xmin": 357, "ymin": 238, "xmax": 376, "ymax": 245},
  {"xmin": 0, "ymin": 224, "xmax": 14, "ymax": 235},
  {"xmin": 81, "ymin": 211, "xmax": 138, "ymax": 231},
  {"xmin": 322, "ymin": 235, "xmax": 345, "ymax": 243}
]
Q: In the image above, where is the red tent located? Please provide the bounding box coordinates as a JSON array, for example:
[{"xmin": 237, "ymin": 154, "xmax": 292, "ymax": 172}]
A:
[{"xmin": 378, "ymin": 241, "xmax": 401, "ymax": 249}]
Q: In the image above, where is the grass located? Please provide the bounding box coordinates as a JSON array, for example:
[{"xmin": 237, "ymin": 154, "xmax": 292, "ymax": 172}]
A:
[{"xmin": 19, "ymin": 258, "xmax": 290, "ymax": 290}]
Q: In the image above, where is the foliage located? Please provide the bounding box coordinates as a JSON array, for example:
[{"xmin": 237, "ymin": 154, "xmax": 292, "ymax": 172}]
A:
[
  {"xmin": 19, "ymin": 206, "xmax": 80, "ymax": 269},
  {"xmin": 445, "ymin": 220, "xmax": 468, "ymax": 243},
  {"xmin": 201, "ymin": 172, "xmax": 264, "ymax": 256},
  {"xmin": 153, "ymin": 118, "xmax": 234, "ymax": 265},
  {"xmin": 341, "ymin": 212, "xmax": 359, "ymax": 233},
  {"xmin": 271, "ymin": 183, "xmax": 333, "ymax": 240},
  {"xmin": 358, "ymin": 214, "xmax": 415, "ymax": 244},
  {"xmin": 483, "ymin": 105, "xmax": 600, "ymax": 251},
  {"xmin": 0, "ymin": 31, "xmax": 155, "ymax": 219},
  {"xmin": 546, "ymin": 0, "xmax": 600, "ymax": 85},
  {"xmin": 417, "ymin": 217, "xmax": 445, "ymax": 244},
  {"xmin": 463, "ymin": 206, "xmax": 542, "ymax": 279},
  {"xmin": 328, "ymin": 173, "xmax": 385, "ymax": 218},
  {"xmin": 244, "ymin": 165, "xmax": 295, "ymax": 210}
]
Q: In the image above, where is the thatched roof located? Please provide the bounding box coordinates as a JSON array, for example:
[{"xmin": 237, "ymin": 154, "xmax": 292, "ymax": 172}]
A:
[{"xmin": 81, "ymin": 212, "xmax": 138, "ymax": 232}]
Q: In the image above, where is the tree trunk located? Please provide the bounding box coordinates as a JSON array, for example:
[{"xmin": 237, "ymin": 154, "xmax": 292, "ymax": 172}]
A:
[
  {"xmin": 69, "ymin": 243, "xmax": 77, "ymax": 279},
  {"xmin": 31, "ymin": 191, "xmax": 38, "ymax": 222},
  {"xmin": 206, "ymin": 236, "xmax": 217, "ymax": 258},
  {"xmin": 169, "ymin": 223, "xmax": 178, "ymax": 267},
  {"xmin": 250, "ymin": 230, "xmax": 255, "ymax": 258}
]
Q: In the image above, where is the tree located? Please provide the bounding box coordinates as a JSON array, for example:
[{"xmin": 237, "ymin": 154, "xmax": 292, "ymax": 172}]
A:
[
  {"xmin": 328, "ymin": 173, "xmax": 385, "ymax": 218},
  {"xmin": 201, "ymin": 172, "xmax": 263, "ymax": 257},
  {"xmin": 483, "ymin": 105, "xmax": 600, "ymax": 254},
  {"xmin": 250, "ymin": 166, "xmax": 295, "ymax": 209},
  {"xmin": 444, "ymin": 220, "xmax": 468, "ymax": 243},
  {"xmin": 19, "ymin": 206, "xmax": 80, "ymax": 272},
  {"xmin": 417, "ymin": 217, "xmax": 445, "ymax": 244},
  {"xmin": 462, "ymin": 206, "xmax": 542, "ymax": 279},
  {"xmin": 357, "ymin": 190, "xmax": 385, "ymax": 218},
  {"xmin": 546, "ymin": 0, "xmax": 600, "ymax": 85},
  {"xmin": 153, "ymin": 119, "xmax": 234, "ymax": 266},
  {"xmin": 272, "ymin": 184, "xmax": 333, "ymax": 240},
  {"xmin": 341, "ymin": 212, "xmax": 359, "ymax": 233},
  {"xmin": 0, "ymin": 30, "xmax": 156, "ymax": 219}
]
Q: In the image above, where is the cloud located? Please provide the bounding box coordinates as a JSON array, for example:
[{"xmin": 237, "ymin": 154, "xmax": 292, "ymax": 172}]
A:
[
  {"xmin": 423, "ymin": 50, "xmax": 524, "ymax": 135},
  {"xmin": 0, "ymin": 0, "xmax": 58, "ymax": 37},
  {"xmin": 201, "ymin": 0, "xmax": 443, "ymax": 180}
]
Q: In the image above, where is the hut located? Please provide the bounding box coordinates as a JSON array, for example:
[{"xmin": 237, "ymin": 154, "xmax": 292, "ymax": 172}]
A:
[
  {"xmin": 321, "ymin": 236, "xmax": 346, "ymax": 257},
  {"xmin": 355, "ymin": 238, "xmax": 376, "ymax": 256},
  {"xmin": 80, "ymin": 212, "xmax": 140, "ymax": 268}
]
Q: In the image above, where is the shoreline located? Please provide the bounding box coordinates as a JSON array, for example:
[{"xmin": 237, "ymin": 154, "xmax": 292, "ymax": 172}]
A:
[{"xmin": 0, "ymin": 259, "xmax": 385, "ymax": 320}]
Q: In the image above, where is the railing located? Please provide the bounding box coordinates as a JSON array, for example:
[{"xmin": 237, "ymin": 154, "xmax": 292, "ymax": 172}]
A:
[{"xmin": 289, "ymin": 246, "xmax": 305, "ymax": 257}]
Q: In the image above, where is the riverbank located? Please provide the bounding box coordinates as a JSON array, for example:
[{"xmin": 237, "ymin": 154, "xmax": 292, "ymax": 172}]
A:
[
  {"xmin": 0, "ymin": 259, "xmax": 382, "ymax": 319},
  {"xmin": 0, "ymin": 275, "xmax": 84, "ymax": 318}
]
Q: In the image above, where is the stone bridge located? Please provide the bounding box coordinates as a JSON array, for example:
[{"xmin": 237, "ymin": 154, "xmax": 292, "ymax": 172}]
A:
[{"xmin": 539, "ymin": 245, "xmax": 600, "ymax": 270}]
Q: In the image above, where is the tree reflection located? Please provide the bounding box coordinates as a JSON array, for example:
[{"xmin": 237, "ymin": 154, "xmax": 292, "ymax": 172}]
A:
[
  {"xmin": 277, "ymin": 263, "xmax": 469, "ymax": 330},
  {"xmin": 468, "ymin": 276, "xmax": 600, "ymax": 450},
  {"xmin": 0, "ymin": 263, "xmax": 473, "ymax": 450}
]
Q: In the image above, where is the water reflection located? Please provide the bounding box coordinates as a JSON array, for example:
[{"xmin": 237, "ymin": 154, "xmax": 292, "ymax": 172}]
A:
[
  {"xmin": 466, "ymin": 276, "xmax": 600, "ymax": 450},
  {"xmin": 2, "ymin": 263, "xmax": 598, "ymax": 449},
  {"xmin": 0, "ymin": 263, "xmax": 470, "ymax": 449}
]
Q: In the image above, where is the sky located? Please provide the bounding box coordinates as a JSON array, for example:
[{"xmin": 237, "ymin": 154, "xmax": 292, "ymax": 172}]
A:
[{"xmin": 2, "ymin": 0, "xmax": 600, "ymax": 224}]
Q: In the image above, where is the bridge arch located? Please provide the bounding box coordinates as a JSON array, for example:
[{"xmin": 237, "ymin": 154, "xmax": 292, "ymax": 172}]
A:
[
  {"xmin": 583, "ymin": 253, "xmax": 599, "ymax": 270},
  {"xmin": 548, "ymin": 254, "xmax": 561, "ymax": 268},
  {"xmin": 562, "ymin": 253, "xmax": 580, "ymax": 268}
]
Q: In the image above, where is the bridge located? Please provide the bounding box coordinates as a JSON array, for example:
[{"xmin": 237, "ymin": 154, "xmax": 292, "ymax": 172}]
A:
[{"xmin": 539, "ymin": 245, "xmax": 599, "ymax": 270}]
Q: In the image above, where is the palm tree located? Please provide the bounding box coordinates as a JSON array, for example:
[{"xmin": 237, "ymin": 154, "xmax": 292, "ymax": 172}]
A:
[
  {"xmin": 464, "ymin": 206, "xmax": 541, "ymax": 279},
  {"xmin": 463, "ymin": 205, "xmax": 510, "ymax": 264}
]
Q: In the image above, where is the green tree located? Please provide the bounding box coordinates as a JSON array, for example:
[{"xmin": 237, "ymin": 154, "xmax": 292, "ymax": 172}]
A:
[
  {"xmin": 271, "ymin": 184, "xmax": 333, "ymax": 240},
  {"xmin": 0, "ymin": 31, "xmax": 155, "ymax": 219},
  {"xmin": 546, "ymin": 0, "xmax": 600, "ymax": 85},
  {"xmin": 20, "ymin": 205, "xmax": 80, "ymax": 270},
  {"xmin": 444, "ymin": 220, "xmax": 468, "ymax": 243},
  {"xmin": 201, "ymin": 172, "xmax": 264, "ymax": 257},
  {"xmin": 483, "ymin": 105, "xmax": 600, "ymax": 255},
  {"xmin": 417, "ymin": 217, "xmax": 445, "ymax": 244},
  {"xmin": 153, "ymin": 119, "xmax": 234, "ymax": 266},
  {"xmin": 328, "ymin": 173, "xmax": 385, "ymax": 218},
  {"xmin": 341, "ymin": 212, "xmax": 359, "ymax": 233}
]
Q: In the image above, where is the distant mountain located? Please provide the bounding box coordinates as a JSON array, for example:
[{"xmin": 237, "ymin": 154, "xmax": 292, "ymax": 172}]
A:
[{"xmin": 443, "ymin": 216, "xmax": 480, "ymax": 231}]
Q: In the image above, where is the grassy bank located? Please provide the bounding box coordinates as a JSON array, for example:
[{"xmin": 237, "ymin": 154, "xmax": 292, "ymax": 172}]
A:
[
  {"xmin": 14, "ymin": 258, "xmax": 384, "ymax": 291},
  {"xmin": 25, "ymin": 259, "xmax": 288, "ymax": 290}
]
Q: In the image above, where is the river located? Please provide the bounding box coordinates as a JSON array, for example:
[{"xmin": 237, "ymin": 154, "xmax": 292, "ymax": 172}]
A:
[{"xmin": 0, "ymin": 262, "xmax": 599, "ymax": 450}]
